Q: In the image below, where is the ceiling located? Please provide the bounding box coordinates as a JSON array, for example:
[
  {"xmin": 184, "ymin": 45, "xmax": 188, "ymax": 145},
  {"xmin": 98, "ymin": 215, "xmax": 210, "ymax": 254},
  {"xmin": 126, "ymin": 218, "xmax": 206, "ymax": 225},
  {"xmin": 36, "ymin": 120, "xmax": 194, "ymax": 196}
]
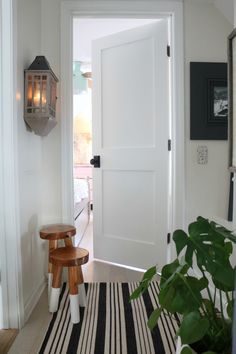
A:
[{"xmin": 212, "ymin": 0, "xmax": 234, "ymax": 24}]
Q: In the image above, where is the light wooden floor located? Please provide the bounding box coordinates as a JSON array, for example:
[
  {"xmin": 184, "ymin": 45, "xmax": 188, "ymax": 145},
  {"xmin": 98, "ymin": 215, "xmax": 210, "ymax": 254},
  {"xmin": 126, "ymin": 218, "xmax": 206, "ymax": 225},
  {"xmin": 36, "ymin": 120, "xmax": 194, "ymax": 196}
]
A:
[
  {"xmin": 0, "ymin": 330, "xmax": 18, "ymax": 354},
  {"xmin": 8, "ymin": 215, "xmax": 144, "ymax": 354}
]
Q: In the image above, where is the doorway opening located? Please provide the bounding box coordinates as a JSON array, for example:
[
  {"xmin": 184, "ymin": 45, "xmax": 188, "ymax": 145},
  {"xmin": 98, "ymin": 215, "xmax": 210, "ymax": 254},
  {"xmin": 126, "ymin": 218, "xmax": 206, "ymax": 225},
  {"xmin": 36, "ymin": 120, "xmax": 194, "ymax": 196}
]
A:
[{"xmin": 61, "ymin": 1, "xmax": 185, "ymax": 273}]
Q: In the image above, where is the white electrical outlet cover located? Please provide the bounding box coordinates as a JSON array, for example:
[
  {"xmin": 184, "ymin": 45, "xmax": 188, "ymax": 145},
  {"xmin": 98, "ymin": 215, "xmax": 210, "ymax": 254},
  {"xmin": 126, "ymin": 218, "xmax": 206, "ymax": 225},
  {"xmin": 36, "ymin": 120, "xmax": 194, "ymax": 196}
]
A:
[{"xmin": 197, "ymin": 145, "xmax": 208, "ymax": 164}]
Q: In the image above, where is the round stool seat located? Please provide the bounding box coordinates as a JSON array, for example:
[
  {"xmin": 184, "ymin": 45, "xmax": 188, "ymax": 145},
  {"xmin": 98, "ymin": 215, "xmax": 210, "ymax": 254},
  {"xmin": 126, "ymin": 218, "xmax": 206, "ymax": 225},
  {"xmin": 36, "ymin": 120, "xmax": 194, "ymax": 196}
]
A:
[
  {"xmin": 50, "ymin": 247, "xmax": 89, "ymax": 267},
  {"xmin": 39, "ymin": 224, "xmax": 76, "ymax": 240}
]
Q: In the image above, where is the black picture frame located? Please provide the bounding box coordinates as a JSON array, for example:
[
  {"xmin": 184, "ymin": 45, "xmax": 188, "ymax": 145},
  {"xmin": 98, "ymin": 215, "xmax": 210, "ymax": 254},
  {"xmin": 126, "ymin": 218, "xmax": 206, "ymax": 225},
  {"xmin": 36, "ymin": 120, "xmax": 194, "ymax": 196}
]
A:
[
  {"xmin": 228, "ymin": 28, "xmax": 236, "ymax": 170},
  {"xmin": 190, "ymin": 62, "xmax": 228, "ymax": 140}
]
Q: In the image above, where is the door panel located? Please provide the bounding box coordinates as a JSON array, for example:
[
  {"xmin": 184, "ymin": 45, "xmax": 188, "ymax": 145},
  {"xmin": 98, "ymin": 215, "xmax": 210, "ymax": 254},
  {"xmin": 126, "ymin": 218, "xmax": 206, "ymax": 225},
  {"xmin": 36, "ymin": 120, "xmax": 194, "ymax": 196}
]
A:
[
  {"xmin": 92, "ymin": 20, "xmax": 170, "ymax": 270},
  {"xmin": 102, "ymin": 37, "xmax": 155, "ymax": 148},
  {"xmin": 103, "ymin": 170, "xmax": 156, "ymax": 243}
]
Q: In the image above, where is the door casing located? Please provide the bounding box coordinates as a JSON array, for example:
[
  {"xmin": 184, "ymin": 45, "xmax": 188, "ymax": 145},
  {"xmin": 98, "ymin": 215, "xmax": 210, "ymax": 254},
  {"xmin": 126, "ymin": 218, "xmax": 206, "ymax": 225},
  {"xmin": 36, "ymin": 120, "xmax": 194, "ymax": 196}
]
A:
[
  {"xmin": 0, "ymin": 0, "xmax": 24, "ymax": 328},
  {"xmin": 60, "ymin": 0, "xmax": 185, "ymax": 262}
]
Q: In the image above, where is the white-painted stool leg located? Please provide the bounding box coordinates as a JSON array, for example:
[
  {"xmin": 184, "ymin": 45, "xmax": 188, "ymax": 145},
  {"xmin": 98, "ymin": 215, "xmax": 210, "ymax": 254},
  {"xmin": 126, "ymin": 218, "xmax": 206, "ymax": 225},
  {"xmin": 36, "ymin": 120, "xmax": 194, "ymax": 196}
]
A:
[
  {"xmin": 48, "ymin": 273, "xmax": 52, "ymax": 303},
  {"xmin": 69, "ymin": 294, "xmax": 80, "ymax": 324},
  {"xmin": 78, "ymin": 283, "xmax": 87, "ymax": 307},
  {"xmin": 49, "ymin": 288, "xmax": 60, "ymax": 313}
]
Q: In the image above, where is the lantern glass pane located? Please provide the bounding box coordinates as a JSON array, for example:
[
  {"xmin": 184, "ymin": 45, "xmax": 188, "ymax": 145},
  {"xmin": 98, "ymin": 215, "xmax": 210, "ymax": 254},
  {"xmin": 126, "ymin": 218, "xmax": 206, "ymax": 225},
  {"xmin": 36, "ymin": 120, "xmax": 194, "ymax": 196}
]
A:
[
  {"xmin": 28, "ymin": 75, "xmax": 32, "ymax": 80},
  {"xmin": 42, "ymin": 81, "xmax": 47, "ymax": 107},
  {"xmin": 50, "ymin": 79, "xmax": 56, "ymax": 110},
  {"xmin": 42, "ymin": 75, "xmax": 47, "ymax": 81},
  {"xmin": 27, "ymin": 81, "xmax": 33, "ymax": 106},
  {"xmin": 33, "ymin": 79, "xmax": 41, "ymax": 107}
]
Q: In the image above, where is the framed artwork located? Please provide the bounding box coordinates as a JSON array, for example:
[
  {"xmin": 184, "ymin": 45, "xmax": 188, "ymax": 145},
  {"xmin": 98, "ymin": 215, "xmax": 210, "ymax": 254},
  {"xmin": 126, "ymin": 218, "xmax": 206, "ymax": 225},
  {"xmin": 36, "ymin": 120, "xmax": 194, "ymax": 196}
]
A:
[{"xmin": 190, "ymin": 62, "xmax": 228, "ymax": 140}]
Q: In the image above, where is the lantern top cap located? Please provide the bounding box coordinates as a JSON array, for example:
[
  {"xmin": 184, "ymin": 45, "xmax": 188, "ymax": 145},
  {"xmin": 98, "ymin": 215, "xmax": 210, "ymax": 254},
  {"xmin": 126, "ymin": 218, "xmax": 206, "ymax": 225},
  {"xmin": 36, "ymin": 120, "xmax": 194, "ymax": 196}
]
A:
[{"xmin": 26, "ymin": 56, "xmax": 59, "ymax": 82}]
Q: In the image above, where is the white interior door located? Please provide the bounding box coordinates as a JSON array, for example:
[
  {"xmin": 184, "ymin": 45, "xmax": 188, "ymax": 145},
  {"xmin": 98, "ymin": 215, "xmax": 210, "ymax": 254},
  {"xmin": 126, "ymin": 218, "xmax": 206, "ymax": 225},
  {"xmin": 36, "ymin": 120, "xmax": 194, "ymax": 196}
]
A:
[{"xmin": 92, "ymin": 20, "xmax": 170, "ymax": 270}]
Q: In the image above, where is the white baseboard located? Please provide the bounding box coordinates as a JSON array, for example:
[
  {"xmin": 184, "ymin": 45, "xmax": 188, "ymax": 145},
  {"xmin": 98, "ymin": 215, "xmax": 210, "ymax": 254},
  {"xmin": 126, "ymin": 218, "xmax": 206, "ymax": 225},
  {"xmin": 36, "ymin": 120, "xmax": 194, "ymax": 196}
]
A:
[{"xmin": 24, "ymin": 277, "xmax": 47, "ymax": 324}]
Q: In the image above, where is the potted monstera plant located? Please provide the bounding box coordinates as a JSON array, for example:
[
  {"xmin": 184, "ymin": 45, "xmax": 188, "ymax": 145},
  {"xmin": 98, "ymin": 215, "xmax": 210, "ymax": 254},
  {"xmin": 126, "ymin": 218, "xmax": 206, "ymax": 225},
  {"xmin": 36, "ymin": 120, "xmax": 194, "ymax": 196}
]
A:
[{"xmin": 130, "ymin": 217, "xmax": 236, "ymax": 354}]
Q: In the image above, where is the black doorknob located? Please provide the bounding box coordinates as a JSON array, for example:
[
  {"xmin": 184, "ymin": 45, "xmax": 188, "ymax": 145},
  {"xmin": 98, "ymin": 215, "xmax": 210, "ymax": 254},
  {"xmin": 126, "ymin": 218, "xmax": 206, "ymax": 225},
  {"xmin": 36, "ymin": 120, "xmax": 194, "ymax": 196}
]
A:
[{"xmin": 90, "ymin": 155, "xmax": 100, "ymax": 168}]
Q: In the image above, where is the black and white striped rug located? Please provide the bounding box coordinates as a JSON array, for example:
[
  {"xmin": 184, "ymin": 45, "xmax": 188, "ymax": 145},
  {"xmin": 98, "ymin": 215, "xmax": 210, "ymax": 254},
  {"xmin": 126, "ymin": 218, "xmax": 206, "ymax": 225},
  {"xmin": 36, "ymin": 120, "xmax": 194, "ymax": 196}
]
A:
[{"xmin": 38, "ymin": 282, "xmax": 179, "ymax": 354}]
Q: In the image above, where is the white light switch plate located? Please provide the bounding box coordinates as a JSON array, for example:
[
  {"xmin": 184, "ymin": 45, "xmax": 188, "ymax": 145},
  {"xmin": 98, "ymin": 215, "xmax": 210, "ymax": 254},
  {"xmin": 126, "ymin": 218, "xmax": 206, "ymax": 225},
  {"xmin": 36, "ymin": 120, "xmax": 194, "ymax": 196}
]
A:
[{"xmin": 197, "ymin": 146, "xmax": 208, "ymax": 164}]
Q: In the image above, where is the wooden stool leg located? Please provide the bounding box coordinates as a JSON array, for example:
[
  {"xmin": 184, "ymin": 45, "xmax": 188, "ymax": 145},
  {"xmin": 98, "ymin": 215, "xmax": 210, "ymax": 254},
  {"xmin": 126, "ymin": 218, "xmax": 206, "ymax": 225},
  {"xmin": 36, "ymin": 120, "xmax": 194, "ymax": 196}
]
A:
[
  {"xmin": 48, "ymin": 240, "xmax": 57, "ymax": 302},
  {"xmin": 49, "ymin": 265, "xmax": 62, "ymax": 313},
  {"xmin": 77, "ymin": 266, "xmax": 86, "ymax": 307},
  {"xmin": 68, "ymin": 267, "xmax": 80, "ymax": 324},
  {"xmin": 64, "ymin": 236, "xmax": 73, "ymax": 247}
]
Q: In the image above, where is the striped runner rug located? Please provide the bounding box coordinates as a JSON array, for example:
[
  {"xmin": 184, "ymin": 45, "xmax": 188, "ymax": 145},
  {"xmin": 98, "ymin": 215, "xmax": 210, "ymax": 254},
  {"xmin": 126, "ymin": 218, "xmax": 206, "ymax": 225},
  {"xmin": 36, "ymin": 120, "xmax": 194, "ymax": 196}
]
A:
[{"xmin": 38, "ymin": 282, "xmax": 179, "ymax": 354}]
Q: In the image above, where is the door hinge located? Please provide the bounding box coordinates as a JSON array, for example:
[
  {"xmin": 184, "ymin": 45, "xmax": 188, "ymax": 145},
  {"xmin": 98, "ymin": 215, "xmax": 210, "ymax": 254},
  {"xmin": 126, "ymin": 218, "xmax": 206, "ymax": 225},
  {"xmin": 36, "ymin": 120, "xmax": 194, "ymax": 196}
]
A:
[
  {"xmin": 167, "ymin": 233, "xmax": 171, "ymax": 244},
  {"xmin": 167, "ymin": 45, "xmax": 170, "ymax": 57},
  {"xmin": 168, "ymin": 139, "xmax": 171, "ymax": 151}
]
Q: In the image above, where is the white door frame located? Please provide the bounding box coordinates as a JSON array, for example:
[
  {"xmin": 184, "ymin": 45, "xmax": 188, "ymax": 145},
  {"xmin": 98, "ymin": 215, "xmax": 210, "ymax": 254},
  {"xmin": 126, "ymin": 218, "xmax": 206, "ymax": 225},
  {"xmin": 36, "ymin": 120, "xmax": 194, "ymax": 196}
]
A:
[
  {"xmin": 0, "ymin": 0, "xmax": 24, "ymax": 328},
  {"xmin": 61, "ymin": 1, "xmax": 185, "ymax": 258}
]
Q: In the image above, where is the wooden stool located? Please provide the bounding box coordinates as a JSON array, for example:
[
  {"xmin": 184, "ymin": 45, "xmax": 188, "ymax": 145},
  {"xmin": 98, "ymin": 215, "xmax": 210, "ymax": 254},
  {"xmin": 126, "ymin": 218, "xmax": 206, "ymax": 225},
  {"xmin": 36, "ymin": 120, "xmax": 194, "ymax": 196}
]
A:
[
  {"xmin": 39, "ymin": 224, "xmax": 76, "ymax": 301},
  {"xmin": 49, "ymin": 247, "xmax": 89, "ymax": 324}
]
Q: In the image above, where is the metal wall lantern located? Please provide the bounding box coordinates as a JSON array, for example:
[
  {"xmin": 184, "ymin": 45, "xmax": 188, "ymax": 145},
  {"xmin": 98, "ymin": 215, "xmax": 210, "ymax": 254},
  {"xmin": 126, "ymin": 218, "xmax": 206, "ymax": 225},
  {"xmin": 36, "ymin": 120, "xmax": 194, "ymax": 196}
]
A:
[{"xmin": 24, "ymin": 56, "xmax": 59, "ymax": 136}]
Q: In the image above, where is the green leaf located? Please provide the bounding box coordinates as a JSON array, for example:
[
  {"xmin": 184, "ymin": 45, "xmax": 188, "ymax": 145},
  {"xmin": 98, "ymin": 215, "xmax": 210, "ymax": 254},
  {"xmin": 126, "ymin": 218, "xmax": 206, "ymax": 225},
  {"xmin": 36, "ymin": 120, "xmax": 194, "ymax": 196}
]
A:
[
  {"xmin": 189, "ymin": 217, "xmax": 211, "ymax": 239},
  {"xmin": 180, "ymin": 346, "xmax": 194, "ymax": 354},
  {"xmin": 202, "ymin": 298, "xmax": 215, "ymax": 315},
  {"xmin": 147, "ymin": 307, "xmax": 162, "ymax": 330},
  {"xmin": 173, "ymin": 230, "xmax": 189, "ymax": 255},
  {"xmin": 159, "ymin": 275, "xmax": 203, "ymax": 314},
  {"xmin": 160, "ymin": 259, "xmax": 189, "ymax": 289},
  {"xmin": 142, "ymin": 266, "xmax": 157, "ymax": 281},
  {"xmin": 186, "ymin": 220, "xmax": 235, "ymax": 289},
  {"xmin": 227, "ymin": 299, "xmax": 234, "ymax": 319},
  {"xmin": 224, "ymin": 242, "xmax": 233, "ymax": 255},
  {"xmin": 210, "ymin": 221, "xmax": 236, "ymax": 244},
  {"xmin": 129, "ymin": 282, "xmax": 148, "ymax": 300},
  {"xmin": 211, "ymin": 265, "xmax": 235, "ymax": 291},
  {"xmin": 185, "ymin": 243, "xmax": 194, "ymax": 267},
  {"xmin": 202, "ymin": 352, "xmax": 217, "ymax": 354},
  {"xmin": 159, "ymin": 285, "xmax": 176, "ymax": 312},
  {"xmin": 129, "ymin": 265, "xmax": 156, "ymax": 301},
  {"xmin": 178, "ymin": 311, "xmax": 209, "ymax": 345},
  {"xmin": 198, "ymin": 277, "xmax": 208, "ymax": 291}
]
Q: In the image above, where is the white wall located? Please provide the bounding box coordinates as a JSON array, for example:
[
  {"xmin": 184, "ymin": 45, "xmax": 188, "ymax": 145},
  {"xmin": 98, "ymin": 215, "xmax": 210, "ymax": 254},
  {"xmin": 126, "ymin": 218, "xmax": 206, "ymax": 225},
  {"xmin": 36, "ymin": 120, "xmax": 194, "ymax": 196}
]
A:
[
  {"xmin": 17, "ymin": 0, "xmax": 46, "ymax": 321},
  {"xmin": 184, "ymin": 0, "xmax": 232, "ymax": 223},
  {"xmin": 234, "ymin": 0, "xmax": 236, "ymax": 25}
]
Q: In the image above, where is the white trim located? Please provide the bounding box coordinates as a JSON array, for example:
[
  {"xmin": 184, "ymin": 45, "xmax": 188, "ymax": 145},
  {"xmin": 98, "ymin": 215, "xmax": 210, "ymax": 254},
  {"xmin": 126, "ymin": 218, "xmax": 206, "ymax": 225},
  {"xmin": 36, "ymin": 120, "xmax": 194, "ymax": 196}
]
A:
[
  {"xmin": 24, "ymin": 278, "xmax": 46, "ymax": 323},
  {"xmin": 61, "ymin": 1, "xmax": 185, "ymax": 257},
  {"xmin": 0, "ymin": 0, "xmax": 24, "ymax": 328},
  {"xmin": 61, "ymin": 5, "xmax": 74, "ymax": 224}
]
